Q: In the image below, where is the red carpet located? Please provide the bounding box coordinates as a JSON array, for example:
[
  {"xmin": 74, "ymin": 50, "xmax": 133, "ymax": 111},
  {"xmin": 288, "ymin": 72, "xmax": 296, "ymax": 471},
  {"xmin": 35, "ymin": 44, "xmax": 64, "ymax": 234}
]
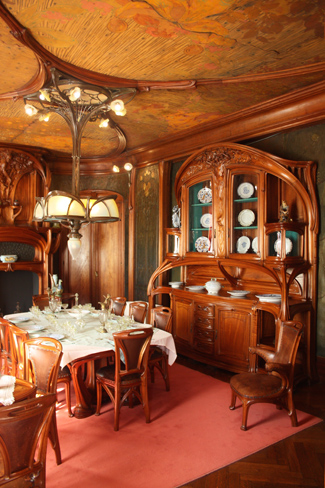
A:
[{"xmin": 46, "ymin": 364, "xmax": 321, "ymax": 488}]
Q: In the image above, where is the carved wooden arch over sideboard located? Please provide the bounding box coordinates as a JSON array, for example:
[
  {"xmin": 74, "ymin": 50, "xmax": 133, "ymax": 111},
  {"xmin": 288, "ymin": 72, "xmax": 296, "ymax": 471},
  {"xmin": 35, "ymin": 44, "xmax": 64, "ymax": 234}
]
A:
[
  {"xmin": 0, "ymin": 147, "xmax": 59, "ymax": 295},
  {"xmin": 148, "ymin": 143, "xmax": 319, "ymax": 382}
]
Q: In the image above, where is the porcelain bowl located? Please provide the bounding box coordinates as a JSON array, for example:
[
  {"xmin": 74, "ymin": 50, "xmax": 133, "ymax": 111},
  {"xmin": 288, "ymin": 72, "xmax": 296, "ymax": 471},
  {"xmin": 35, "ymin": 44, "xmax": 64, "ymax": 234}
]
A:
[{"xmin": 0, "ymin": 255, "xmax": 18, "ymax": 263}]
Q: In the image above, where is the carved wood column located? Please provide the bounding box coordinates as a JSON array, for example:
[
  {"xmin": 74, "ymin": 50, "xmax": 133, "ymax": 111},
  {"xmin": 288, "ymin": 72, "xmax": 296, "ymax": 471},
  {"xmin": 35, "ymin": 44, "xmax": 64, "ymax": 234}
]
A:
[{"xmin": 158, "ymin": 161, "xmax": 171, "ymax": 288}]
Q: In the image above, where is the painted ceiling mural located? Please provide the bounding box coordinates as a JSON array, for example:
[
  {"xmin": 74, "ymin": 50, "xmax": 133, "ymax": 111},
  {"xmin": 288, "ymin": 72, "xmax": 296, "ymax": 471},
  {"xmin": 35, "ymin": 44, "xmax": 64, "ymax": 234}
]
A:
[{"xmin": 0, "ymin": 0, "xmax": 324, "ymax": 158}]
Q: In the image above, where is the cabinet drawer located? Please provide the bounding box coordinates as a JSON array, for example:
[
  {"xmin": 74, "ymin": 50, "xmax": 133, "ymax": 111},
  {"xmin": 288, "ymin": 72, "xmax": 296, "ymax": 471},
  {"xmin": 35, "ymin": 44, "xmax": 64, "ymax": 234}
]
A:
[
  {"xmin": 194, "ymin": 326, "xmax": 214, "ymax": 341},
  {"xmin": 194, "ymin": 316, "xmax": 214, "ymax": 329},
  {"xmin": 194, "ymin": 303, "xmax": 215, "ymax": 316}
]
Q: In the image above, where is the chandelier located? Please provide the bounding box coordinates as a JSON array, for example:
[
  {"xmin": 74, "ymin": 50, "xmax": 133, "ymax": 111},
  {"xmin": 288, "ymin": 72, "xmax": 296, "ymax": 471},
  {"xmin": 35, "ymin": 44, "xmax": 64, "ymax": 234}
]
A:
[{"xmin": 24, "ymin": 68, "xmax": 136, "ymax": 259}]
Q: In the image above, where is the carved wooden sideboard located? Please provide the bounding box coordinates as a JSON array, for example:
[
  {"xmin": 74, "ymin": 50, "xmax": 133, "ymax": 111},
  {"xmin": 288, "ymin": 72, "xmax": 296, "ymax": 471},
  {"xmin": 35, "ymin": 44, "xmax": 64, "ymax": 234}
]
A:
[{"xmin": 148, "ymin": 143, "xmax": 319, "ymax": 381}]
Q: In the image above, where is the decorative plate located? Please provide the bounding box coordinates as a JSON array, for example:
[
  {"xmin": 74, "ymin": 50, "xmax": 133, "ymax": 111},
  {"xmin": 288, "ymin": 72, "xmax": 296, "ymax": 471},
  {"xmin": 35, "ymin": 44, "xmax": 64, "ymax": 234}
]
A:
[
  {"xmin": 256, "ymin": 294, "xmax": 281, "ymax": 303},
  {"xmin": 195, "ymin": 236, "xmax": 210, "ymax": 252},
  {"xmin": 186, "ymin": 286, "xmax": 205, "ymax": 291},
  {"xmin": 274, "ymin": 237, "xmax": 293, "ymax": 256},
  {"xmin": 197, "ymin": 187, "xmax": 212, "ymax": 204},
  {"xmin": 236, "ymin": 236, "xmax": 250, "ymax": 254},
  {"xmin": 238, "ymin": 209, "xmax": 255, "ymax": 227},
  {"xmin": 252, "ymin": 236, "xmax": 258, "ymax": 253},
  {"xmin": 200, "ymin": 213, "xmax": 212, "ymax": 228},
  {"xmin": 227, "ymin": 290, "xmax": 250, "ymax": 297},
  {"xmin": 237, "ymin": 182, "xmax": 254, "ymax": 199}
]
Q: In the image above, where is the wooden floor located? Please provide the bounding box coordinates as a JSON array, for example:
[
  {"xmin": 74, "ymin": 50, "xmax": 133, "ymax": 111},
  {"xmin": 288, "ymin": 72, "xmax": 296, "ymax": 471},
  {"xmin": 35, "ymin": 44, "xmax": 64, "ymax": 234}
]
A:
[{"xmin": 177, "ymin": 355, "xmax": 325, "ymax": 488}]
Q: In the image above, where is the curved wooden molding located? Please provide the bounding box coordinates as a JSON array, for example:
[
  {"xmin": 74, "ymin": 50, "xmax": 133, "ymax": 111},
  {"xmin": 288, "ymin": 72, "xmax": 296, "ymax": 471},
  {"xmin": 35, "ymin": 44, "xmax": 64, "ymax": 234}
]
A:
[{"xmin": 1, "ymin": 1, "xmax": 325, "ymax": 97}]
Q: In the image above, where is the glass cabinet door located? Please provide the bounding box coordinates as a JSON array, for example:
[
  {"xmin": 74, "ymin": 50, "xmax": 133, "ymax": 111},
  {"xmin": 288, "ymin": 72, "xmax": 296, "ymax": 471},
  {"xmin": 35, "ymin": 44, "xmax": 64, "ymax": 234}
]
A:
[
  {"xmin": 231, "ymin": 174, "xmax": 258, "ymax": 255},
  {"xmin": 188, "ymin": 180, "xmax": 213, "ymax": 253}
]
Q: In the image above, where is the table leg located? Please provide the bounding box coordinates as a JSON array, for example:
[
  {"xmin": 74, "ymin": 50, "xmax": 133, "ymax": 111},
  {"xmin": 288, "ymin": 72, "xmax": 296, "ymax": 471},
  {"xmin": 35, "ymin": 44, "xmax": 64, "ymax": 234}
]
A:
[{"xmin": 69, "ymin": 351, "xmax": 114, "ymax": 419}]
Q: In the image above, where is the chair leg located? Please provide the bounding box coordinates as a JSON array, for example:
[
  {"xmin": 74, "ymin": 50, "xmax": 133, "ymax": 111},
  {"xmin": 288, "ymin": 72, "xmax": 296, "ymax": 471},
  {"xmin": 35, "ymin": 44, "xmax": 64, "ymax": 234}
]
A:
[
  {"xmin": 287, "ymin": 390, "xmax": 298, "ymax": 426},
  {"xmin": 114, "ymin": 384, "xmax": 121, "ymax": 431},
  {"xmin": 140, "ymin": 378, "xmax": 150, "ymax": 424},
  {"xmin": 64, "ymin": 381, "xmax": 73, "ymax": 417},
  {"xmin": 150, "ymin": 364, "xmax": 155, "ymax": 383},
  {"xmin": 229, "ymin": 389, "xmax": 237, "ymax": 410},
  {"xmin": 241, "ymin": 400, "xmax": 251, "ymax": 431},
  {"xmin": 48, "ymin": 412, "xmax": 62, "ymax": 464},
  {"xmin": 95, "ymin": 380, "xmax": 102, "ymax": 416}
]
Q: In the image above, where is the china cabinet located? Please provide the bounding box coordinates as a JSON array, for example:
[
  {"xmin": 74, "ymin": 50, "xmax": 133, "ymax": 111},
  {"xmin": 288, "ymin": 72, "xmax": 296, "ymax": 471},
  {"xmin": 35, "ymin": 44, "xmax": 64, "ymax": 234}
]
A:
[{"xmin": 148, "ymin": 143, "xmax": 318, "ymax": 381}]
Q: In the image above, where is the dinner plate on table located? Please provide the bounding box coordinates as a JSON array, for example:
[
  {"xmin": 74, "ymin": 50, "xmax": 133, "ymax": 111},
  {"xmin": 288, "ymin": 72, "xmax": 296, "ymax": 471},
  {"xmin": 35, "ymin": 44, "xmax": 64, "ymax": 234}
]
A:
[
  {"xmin": 10, "ymin": 316, "xmax": 30, "ymax": 324},
  {"xmin": 18, "ymin": 324, "xmax": 45, "ymax": 333},
  {"xmin": 46, "ymin": 334, "xmax": 65, "ymax": 341}
]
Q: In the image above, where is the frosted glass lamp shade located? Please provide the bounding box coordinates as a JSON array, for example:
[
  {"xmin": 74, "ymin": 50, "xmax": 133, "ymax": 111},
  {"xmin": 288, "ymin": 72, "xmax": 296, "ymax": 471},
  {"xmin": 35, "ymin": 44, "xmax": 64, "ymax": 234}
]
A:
[
  {"xmin": 88, "ymin": 197, "xmax": 119, "ymax": 222},
  {"xmin": 67, "ymin": 236, "xmax": 82, "ymax": 260},
  {"xmin": 47, "ymin": 193, "xmax": 86, "ymax": 219}
]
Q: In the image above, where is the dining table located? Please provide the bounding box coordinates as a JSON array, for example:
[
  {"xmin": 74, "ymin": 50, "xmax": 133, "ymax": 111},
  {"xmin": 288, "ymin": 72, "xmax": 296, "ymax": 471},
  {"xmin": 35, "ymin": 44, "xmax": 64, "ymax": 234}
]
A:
[{"xmin": 4, "ymin": 308, "xmax": 177, "ymax": 418}]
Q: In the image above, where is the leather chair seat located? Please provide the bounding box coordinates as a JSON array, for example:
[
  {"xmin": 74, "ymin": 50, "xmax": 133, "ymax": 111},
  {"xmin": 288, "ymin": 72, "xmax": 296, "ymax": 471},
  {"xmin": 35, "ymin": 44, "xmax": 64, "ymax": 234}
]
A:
[
  {"xmin": 230, "ymin": 373, "xmax": 283, "ymax": 399},
  {"xmin": 96, "ymin": 365, "xmax": 142, "ymax": 384}
]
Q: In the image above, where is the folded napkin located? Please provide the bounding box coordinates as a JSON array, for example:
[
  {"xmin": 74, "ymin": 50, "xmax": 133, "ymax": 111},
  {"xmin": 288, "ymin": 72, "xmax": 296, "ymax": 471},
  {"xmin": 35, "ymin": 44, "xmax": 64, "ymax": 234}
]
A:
[{"xmin": 0, "ymin": 374, "xmax": 16, "ymax": 406}]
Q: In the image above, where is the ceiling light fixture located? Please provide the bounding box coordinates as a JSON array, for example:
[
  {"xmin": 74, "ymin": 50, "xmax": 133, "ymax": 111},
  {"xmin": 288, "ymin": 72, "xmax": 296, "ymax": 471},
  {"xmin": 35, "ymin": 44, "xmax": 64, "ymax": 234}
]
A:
[{"xmin": 24, "ymin": 68, "xmax": 137, "ymax": 259}]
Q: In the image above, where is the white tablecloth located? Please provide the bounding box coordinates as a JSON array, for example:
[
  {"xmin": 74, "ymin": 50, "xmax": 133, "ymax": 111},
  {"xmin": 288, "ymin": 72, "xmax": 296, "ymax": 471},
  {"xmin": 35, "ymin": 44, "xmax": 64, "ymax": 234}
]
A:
[{"xmin": 4, "ymin": 311, "xmax": 177, "ymax": 368}]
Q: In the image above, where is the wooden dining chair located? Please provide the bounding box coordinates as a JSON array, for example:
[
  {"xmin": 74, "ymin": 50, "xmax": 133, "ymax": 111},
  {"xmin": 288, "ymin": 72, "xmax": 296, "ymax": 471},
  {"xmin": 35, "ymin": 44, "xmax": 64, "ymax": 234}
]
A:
[
  {"xmin": 229, "ymin": 320, "xmax": 304, "ymax": 431},
  {"xmin": 109, "ymin": 297, "xmax": 127, "ymax": 316},
  {"xmin": 0, "ymin": 318, "xmax": 12, "ymax": 375},
  {"xmin": 128, "ymin": 301, "xmax": 148, "ymax": 323},
  {"xmin": 23, "ymin": 337, "xmax": 63, "ymax": 465},
  {"xmin": 32, "ymin": 293, "xmax": 75, "ymax": 310},
  {"xmin": 148, "ymin": 306, "xmax": 173, "ymax": 391},
  {"xmin": 0, "ymin": 393, "xmax": 56, "ymax": 487},
  {"xmin": 95, "ymin": 327, "xmax": 153, "ymax": 431},
  {"xmin": 8, "ymin": 322, "xmax": 29, "ymax": 379}
]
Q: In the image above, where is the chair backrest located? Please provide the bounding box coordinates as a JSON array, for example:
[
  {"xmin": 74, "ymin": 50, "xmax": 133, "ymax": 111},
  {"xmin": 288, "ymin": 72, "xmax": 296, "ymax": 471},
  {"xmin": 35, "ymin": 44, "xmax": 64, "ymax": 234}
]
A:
[
  {"xmin": 272, "ymin": 320, "xmax": 304, "ymax": 381},
  {"xmin": 8, "ymin": 323, "xmax": 29, "ymax": 379},
  {"xmin": 0, "ymin": 393, "xmax": 56, "ymax": 485},
  {"xmin": 128, "ymin": 301, "xmax": 148, "ymax": 324},
  {"xmin": 151, "ymin": 306, "xmax": 173, "ymax": 333},
  {"xmin": 0, "ymin": 318, "xmax": 11, "ymax": 375},
  {"xmin": 113, "ymin": 328, "xmax": 153, "ymax": 378},
  {"xmin": 110, "ymin": 297, "xmax": 127, "ymax": 316},
  {"xmin": 23, "ymin": 338, "xmax": 63, "ymax": 394},
  {"xmin": 32, "ymin": 293, "xmax": 75, "ymax": 310}
]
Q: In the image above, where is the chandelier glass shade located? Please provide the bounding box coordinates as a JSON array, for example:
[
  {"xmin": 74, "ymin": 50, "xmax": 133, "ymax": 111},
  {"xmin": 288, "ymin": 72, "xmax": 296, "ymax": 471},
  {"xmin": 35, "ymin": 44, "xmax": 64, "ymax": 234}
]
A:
[{"xmin": 24, "ymin": 68, "xmax": 135, "ymax": 259}]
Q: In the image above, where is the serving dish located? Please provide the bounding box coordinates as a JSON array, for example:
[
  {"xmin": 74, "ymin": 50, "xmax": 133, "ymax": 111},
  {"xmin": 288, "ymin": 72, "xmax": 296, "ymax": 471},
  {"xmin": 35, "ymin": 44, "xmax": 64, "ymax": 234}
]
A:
[
  {"xmin": 227, "ymin": 290, "xmax": 250, "ymax": 297},
  {"xmin": 0, "ymin": 255, "xmax": 18, "ymax": 263},
  {"xmin": 236, "ymin": 236, "xmax": 250, "ymax": 253},
  {"xmin": 195, "ymin": 236, "xmax": 210, "ymax": 253},
  {"xmin": 237, "ymin": 182, "xmax": 254, "ymax": 199},
  {"xmin": 205, "ymin": 278, "xmax": 221, "ymax": 294},
  {"xmin": 186, "ymin": 285, "xmax": 205, "ymax": 291},
  {"xmin": 200, "ymin": 213, "xmax": 212, "ymax": 228},
  {"xmin": 256, "ymin": 294, "xmax": 281, "ymax": 303},
  {"xmin": 197, "ymin": 187, "xmax": 212, "ymax": 204},
  {"xmin": 238, "ymin": 209, "xmax": 255, "ymax": 227},
  {"xmin": 169, "ymin": 281, "xmax": 183, "ymax": 288}
]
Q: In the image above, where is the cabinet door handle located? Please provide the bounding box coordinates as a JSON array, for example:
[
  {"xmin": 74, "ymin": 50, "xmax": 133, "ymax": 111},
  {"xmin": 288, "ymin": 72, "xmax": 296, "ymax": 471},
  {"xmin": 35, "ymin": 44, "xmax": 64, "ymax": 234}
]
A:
[{"xmin": 95, "ymin": 271, "xmax": 98, "ymax": 277}]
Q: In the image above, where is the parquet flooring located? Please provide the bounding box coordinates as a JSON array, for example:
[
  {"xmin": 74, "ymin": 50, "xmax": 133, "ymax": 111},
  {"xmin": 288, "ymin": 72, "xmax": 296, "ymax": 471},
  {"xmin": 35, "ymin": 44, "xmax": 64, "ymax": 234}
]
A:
[{"xmin": 177, "ymin": 355, "xmax": 325, "ymax": 488}]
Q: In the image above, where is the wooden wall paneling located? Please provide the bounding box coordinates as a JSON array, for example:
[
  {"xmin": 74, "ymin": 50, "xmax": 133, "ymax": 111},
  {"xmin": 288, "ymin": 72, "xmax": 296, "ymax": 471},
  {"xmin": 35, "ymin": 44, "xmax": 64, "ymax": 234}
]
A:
[
  {"xmin": 128, "ymin": 169, "xmax": 135, "ymax": 301},
  {"xmin": 134, "ymin": 165, "xmax": 159, "ymax": 301}
]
